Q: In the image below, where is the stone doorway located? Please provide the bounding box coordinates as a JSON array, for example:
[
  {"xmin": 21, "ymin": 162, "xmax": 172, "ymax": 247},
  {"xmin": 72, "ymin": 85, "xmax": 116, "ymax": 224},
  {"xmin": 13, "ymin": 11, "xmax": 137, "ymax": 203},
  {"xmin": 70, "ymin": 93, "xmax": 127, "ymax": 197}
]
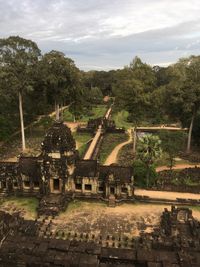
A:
[
  {"xmin": 110, "ymin": 186, "xmax": 115, "ymax": 195},
  {"xmin": 53, "ymin": 179, "xmax": 60, "ymax": 190},
  {"xmin": 51, "ymin": 178, "xmax": 61, "ymax": 193}
]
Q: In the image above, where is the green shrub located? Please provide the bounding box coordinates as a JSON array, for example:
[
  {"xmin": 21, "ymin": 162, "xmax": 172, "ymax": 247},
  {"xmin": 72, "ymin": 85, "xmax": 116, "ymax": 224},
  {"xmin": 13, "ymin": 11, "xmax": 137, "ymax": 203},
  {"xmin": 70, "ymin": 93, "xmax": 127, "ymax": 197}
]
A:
[{"xmin": 133, "ymin": 160, "xmax": 157, "ymax": 188}]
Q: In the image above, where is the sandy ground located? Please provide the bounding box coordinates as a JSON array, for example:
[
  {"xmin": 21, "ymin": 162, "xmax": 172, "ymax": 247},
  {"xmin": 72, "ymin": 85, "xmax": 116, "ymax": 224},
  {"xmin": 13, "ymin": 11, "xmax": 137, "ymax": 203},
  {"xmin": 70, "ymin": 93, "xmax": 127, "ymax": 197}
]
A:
[
  {"xmin": 135, "ymin": 188, "xmax": 200, "ymax": 200},
  {"xmin": 48, "ymin": 202, "xmax": 200, "ymax": 239},
  {"xmin": 104, "ymin": 130, "xmax": 132, "ymax": 165},
  {"xmin": 137, "ymin": 126, "xmax": 188, "ymax": 131},
  {"xmin": 52, "ymin": 202, "xmax": 166, "ymax": 237}
]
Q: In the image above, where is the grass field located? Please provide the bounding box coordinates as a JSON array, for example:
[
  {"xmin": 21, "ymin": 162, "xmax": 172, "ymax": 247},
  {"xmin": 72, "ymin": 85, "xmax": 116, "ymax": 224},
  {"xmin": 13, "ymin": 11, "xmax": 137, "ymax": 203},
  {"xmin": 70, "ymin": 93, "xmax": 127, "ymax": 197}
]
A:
[
  {"xmin": 63, "ymin": 105, "xmax": 107, "ymax": 122},
  {"xmin": 73, "ymin": 132, "xmax": 92, "ymax": 157},
  {"xmin": 112, "ymin": 110, "xmax": 133, "ymax": 129},
  {"xmin": 99, "ymin": 133, "xmax": 129, "ymax": 164},
  {"xmin": 0, "ymin": 196, "xmax": 39, "ymax": 220}
]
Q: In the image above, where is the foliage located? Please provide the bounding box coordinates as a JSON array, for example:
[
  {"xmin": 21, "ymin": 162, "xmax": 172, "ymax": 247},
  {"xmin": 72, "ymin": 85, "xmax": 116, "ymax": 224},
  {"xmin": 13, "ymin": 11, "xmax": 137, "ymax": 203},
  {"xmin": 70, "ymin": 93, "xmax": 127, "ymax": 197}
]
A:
[
  {"xmin": 158, "ymin": 131, "xmax": 186, "ymax": 170},
  {"xmin": 112, "ymin": 110, "xmax": 133, "ymax": 129},
  {"xmin": 133, "ymin": 160, "xmax": 157, "ymax": 187},
  {"xmin": 164, "ymin": 56, "xmax": 200, "ymax": 152},
  {"xmin": 64, "ymin": 105, "xmax": 107, "ymax": 122},
  {"xmin": 117, "ymin": 143, "xmax": 134, "ymax": 166},
  {"xmin": 0, "ymin": 36, "xmax": 41, "ymax": 146},
  {"xmin": 136, "ymin": 134, "xmax": 162, "ymax": 187}
]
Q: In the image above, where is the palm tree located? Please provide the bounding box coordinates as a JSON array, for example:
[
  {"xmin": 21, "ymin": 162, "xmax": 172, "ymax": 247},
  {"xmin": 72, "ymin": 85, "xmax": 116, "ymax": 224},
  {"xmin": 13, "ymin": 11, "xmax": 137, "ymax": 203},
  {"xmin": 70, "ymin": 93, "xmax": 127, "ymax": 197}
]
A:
[{"xmin": 137, "ymin": 134, "xmax": 162, "ymax": 187}]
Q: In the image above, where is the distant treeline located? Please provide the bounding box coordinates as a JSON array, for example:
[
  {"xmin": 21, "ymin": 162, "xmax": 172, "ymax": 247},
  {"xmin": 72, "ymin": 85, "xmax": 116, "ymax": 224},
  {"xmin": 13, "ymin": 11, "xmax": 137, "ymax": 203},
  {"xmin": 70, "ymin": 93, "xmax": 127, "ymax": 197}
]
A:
[{"xmin": 0, "ymin": 36, "xmax": 200, "ymax": 151}]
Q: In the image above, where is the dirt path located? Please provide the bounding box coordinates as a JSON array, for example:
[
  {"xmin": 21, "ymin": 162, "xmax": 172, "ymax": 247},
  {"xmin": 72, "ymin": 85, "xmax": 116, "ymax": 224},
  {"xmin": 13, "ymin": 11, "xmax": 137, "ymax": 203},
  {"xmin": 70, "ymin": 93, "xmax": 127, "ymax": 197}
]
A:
[
  {"xmin": 104, "ymin": 129, "xmax": 132, "ymax": 165},
  {"xmin": 137, "ymin": 126, "xmax": 188, "ymax": 131},
  {"xmin": 156, "ymin": 164, "xmax": 200, "ymax": 172},
  {"xmin": 64, "ymin": 122, "xmax": 86, "ymax": 133},
  {"xmin": 135, "ymin": 188, "xmax": 200, "ymax": 200}
]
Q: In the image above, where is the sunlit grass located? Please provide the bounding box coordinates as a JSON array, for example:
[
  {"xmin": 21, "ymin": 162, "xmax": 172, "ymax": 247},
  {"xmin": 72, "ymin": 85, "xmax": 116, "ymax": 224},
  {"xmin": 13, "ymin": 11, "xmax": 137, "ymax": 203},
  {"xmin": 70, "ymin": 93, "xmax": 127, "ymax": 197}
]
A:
[
  {"xmin": 0, "ymin": 196, "xmax": 39, "ymax": 219},
  {"xmin": 63, "ymin": 105, "xmax": 107, "ymax": 122},
  {"xmin": 112, "ymin": 110, "xmax": 133, "ymax": 129}
]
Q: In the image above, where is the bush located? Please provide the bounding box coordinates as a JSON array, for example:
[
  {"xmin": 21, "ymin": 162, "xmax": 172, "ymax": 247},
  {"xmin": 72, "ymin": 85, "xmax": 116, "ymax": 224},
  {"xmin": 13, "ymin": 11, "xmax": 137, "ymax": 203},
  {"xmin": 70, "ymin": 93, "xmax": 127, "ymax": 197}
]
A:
[{"xmin": 133, "ymin": 160, "xmax": 157, "ymax": 188}]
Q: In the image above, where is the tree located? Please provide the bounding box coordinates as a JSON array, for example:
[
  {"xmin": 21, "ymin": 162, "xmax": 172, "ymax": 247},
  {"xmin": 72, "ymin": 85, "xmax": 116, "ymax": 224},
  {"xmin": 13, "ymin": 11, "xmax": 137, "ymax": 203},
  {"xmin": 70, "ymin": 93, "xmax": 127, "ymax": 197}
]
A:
[
  {"xmin": 159, "ymin": 131, "xmax": 184, "ymax": 172},
  {"xmin": 39, "ymin": 50, "xmax": 80, "ymax": 121},
  {"xmin": 136, "ymin": 134, "xmax": 162, "ymax": 187},
  {"xmin": 165, "ymin": 56, "xmax": 200, "ymax": 153},
  {"xmin": 0, "ymin": 36, "xmax": 41, "ymax": 151},
  {"xmin": 129, "ymin": 56, "xmax": 156, "ymax": 93}
]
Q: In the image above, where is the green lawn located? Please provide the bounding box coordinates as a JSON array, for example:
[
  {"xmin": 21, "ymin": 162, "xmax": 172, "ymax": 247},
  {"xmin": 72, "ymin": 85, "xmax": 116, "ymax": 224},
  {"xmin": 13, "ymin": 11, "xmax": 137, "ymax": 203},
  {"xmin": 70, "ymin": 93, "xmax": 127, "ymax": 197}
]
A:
[
  {"xmin": 99, "ymin": 133, "xmax": 129, "ymax": 164},
  {"xmin": 63, "ymin": 105, "xmax": 107, "ymax": 122},
  {"xmin": 112, "ymin": 110, "xmax": 133, "ymax": 129},
  {"xmin": 73, "ymin": 132, "xmax": 92, "ymax": 157}
]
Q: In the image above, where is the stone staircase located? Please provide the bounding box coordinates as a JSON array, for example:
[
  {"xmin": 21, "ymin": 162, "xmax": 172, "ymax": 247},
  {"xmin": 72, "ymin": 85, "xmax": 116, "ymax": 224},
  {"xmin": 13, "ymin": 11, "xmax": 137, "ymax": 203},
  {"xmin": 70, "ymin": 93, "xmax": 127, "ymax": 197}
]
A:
[
  {"xmin": 38, "ymin": 194, "xmax": 70, "ymax": 216},
  {"xmin": 108, "ymin": 195, "xmax": 116, "ymax": 207}
]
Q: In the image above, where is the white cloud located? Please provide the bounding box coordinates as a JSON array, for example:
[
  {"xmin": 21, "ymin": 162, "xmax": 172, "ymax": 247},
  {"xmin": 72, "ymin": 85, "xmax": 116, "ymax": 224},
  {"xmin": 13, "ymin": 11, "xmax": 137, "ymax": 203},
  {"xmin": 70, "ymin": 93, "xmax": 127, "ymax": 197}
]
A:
[{"xmin": 0, "ymin": 0, "xmax": 200, "ymax": 69}]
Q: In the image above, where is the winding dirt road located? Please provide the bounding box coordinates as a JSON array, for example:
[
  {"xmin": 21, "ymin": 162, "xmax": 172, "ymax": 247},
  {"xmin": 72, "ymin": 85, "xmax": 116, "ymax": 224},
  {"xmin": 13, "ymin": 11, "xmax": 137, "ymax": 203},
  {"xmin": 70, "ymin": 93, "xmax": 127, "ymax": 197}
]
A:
[
  {"xmin": 156, "ymin": 164, "xmax": 200, "ymax": 172},
  {"xmin": 104, "ymin": 129, "xmax": 132, "ymax": 165}
]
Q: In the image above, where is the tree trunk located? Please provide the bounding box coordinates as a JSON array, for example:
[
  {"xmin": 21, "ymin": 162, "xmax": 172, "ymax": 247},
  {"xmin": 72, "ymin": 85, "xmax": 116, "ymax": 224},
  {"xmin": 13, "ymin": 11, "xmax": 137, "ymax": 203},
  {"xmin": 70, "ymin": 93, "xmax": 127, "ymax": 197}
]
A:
[
  {"xmin": 146, "ymin": 166, "xmax": 150, "ymax": 188},
  {"xmin": 186, "ymin": 112, "xmax": 195, "ymax": 153},
  {"xmin": 55, "ymin": 101, "xmax": 60, "ymax": 121},
  {"xmin": 60, "ymin": 102, "xmax": 63, "ymax": 121},
  {"xmin": 133, "ymin": 127, "xmax": 137, "ymax": 155},
  {"xmin": 19, "ymin": 91, "xmax": 26, "ymax": 151}
]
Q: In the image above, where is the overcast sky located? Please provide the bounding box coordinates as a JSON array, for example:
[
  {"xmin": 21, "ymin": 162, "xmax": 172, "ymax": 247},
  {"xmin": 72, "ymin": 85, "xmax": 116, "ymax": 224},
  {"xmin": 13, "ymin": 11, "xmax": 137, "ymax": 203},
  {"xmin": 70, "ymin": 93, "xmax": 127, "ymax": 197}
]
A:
[{"xmin": 0, "ymin": 0, "xmax": 200, "ymax": 70}]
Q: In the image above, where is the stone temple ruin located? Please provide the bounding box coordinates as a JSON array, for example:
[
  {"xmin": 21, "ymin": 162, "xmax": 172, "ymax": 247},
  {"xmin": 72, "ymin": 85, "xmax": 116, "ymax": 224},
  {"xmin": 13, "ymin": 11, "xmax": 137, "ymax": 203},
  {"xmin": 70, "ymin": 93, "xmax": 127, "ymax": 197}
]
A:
[
  {"xmin": 0, "ymin": 206, "xmax": 200, "ymax": 266},
  {"xmin": 0, "ymin": 121, "xmax": 134, "ymax": 212}
]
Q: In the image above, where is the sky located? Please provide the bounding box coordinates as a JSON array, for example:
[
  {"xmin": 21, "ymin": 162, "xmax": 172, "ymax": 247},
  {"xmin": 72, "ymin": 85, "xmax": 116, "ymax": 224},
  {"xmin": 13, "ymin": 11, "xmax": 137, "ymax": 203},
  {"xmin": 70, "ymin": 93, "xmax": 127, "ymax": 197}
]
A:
[{"xmin": 0, "ymin": 0, "xmax": 200, "ymax": 70}]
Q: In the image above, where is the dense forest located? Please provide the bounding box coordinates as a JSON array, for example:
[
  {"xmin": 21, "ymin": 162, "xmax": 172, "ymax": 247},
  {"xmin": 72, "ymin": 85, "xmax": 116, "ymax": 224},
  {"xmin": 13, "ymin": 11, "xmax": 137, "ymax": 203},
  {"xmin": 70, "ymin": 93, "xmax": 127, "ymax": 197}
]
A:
[{"xmin": 0, "ymin": 36, "xmax": 200, "ymax": 152}]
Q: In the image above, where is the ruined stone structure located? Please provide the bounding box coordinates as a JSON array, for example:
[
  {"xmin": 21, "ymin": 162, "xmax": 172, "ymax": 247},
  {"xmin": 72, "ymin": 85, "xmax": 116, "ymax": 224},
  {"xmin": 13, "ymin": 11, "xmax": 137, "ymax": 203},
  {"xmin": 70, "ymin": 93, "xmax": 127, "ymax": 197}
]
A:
[
  {"xmin": 0, "ymin": 206, "xmax": 200, "ymax": 266},
  {"xmin": 0, "ymin": 121, "xmax": 134, "ymax": 204}
]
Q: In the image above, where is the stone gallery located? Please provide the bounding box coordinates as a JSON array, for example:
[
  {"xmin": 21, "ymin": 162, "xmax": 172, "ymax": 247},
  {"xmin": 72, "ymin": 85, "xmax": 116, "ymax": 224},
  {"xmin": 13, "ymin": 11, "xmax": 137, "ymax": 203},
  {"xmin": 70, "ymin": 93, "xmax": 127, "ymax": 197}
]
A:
[{"xmin": 0, "ymin": 121, "xmax": 134, "ymax": 203}]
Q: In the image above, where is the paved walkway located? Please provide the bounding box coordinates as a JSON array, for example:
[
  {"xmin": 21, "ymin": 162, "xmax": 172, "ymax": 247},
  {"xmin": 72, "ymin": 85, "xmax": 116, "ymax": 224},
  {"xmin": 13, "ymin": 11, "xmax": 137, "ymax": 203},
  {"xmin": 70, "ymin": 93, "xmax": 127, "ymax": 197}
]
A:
[
  {"xmin": 84, "ymin": 106, "xmax": 112, "ymax": 160},
  {"xmin": 84, "ymin": 125, "xmax": 103, "ymax": 160},
  {"xmin": 104, "ymin": 129, "xmax": 132, "ymax": 165},
  {"xmin": 135, "ymin": 189, "xmax": 200, "ymax": 201},
  {"xmin": 104, "ymin": 107, "xmax": 112, "ymax": 120}
]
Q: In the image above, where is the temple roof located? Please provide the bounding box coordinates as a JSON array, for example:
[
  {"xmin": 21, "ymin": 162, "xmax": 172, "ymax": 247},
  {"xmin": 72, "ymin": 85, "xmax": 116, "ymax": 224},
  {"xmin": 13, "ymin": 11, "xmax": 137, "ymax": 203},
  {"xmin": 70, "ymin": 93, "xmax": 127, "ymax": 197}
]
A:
[
  {"xmin": 41, "ymin": 121, "xmax": 76, "ymax": 154},
  {"xmin": 75, "ymin": 160, "xmax": 98, "ymax": 177},
  {"xmin": 99, "ymin": 165, "xmax": 133, "ymax": 183},
  {"xmin": 19, "ymin": 157, "xmax": 41, "ymax": 181}
]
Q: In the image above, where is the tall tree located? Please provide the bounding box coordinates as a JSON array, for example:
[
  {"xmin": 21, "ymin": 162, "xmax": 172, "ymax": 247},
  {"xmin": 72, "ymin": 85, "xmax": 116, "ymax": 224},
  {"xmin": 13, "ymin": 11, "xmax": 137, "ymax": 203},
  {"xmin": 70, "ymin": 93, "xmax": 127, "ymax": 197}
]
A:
[
  {"xmin": 0, "ymin": 36, "xmax": 41, "ymax": 151},
  {"xmin": 159, "ymin": 131, "xmax": 184, "ymax": 172},
  {"xmin": 165, "ymin": 56, "xmax": 200, "ymax": 153},
  {"xmin": 39, "ymin": 50, "xmax": 80, "ymax": 121}
]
